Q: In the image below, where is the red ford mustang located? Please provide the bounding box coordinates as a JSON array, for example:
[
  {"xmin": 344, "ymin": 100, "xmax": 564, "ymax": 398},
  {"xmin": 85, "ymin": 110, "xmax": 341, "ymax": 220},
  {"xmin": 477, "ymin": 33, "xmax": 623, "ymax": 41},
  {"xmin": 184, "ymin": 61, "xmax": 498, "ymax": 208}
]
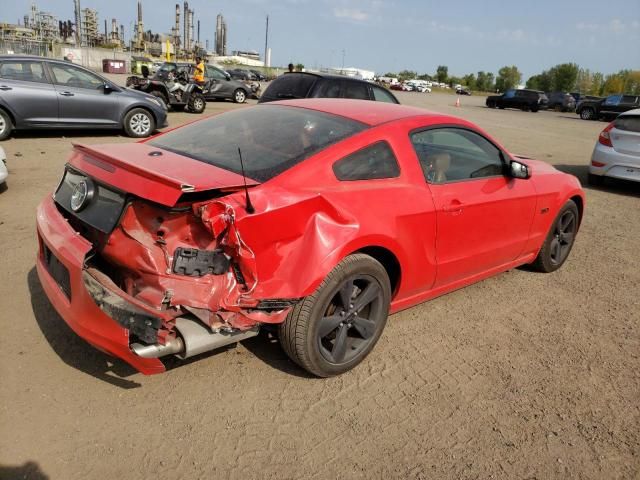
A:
[{"xmin": 36, "ymin": 99, "xmax": 585, "ymax": 377}]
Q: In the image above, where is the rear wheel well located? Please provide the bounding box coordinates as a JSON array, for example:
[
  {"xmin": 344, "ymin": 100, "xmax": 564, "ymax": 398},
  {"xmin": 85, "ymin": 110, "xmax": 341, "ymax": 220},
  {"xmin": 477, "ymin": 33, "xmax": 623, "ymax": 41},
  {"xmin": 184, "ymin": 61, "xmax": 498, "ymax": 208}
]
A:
[
  {"xmin": 356, "ymin": 246, "xmax": 401, "ymax": 297},
  {"xmin": 0, "ymin": 106, "xmax": 16, "ymax": 127},
  {"xmin": 570, "ymin": 195, "xmax": 584, "ymax": 227}
]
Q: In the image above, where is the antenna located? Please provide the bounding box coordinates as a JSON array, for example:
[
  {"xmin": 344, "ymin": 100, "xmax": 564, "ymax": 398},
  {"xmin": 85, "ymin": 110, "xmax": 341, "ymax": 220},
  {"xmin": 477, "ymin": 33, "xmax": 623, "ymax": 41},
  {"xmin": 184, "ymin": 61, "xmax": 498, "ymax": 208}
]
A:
[{"xmin": 237, "ymin": 147, "xmax": 255, "ymax": 214}]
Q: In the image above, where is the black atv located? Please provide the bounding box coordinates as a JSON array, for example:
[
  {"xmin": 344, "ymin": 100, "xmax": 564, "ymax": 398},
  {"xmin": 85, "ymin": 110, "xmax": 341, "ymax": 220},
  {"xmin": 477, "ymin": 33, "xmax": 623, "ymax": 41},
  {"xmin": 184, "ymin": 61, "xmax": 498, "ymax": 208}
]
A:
[{"xmin": 126, "ymin": 65, "xmax": 206, "ymax": 114}]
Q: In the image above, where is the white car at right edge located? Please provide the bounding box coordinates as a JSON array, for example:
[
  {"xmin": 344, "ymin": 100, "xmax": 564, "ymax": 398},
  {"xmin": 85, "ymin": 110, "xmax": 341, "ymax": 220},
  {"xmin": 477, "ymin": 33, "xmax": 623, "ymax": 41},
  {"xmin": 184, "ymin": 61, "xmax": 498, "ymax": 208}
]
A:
[{"xmin": 589, "ymin": 108, "xmax": 640, "ymax": 185}]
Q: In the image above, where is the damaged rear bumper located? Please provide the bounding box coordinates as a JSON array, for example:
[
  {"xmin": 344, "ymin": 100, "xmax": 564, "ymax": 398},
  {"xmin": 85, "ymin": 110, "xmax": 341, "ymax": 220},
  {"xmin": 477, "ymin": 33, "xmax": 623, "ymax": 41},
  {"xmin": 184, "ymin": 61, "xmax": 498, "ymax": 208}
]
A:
[
  {"xmin": 36, "ymin": 196, "xmax": 295, "ymax": 374},
  {"xmin": 36, "ymin": 196, "xmax": 167, "ymax": 374}
]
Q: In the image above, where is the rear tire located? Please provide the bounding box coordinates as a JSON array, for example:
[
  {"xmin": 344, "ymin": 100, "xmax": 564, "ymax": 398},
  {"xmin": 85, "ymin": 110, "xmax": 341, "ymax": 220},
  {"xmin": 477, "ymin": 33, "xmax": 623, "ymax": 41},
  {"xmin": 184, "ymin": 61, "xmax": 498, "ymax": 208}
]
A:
[
  {"xmin": 150, "ymin": 89, "xmax": 168, "ymax": 106},
  {"xmin": 0, "ymin": 109, "xmax": 13, "ymax": 141},
  {"xmin": 279, "ymin": 254, "xmax": 391, "ymax": 377},
  {"xmin": 233, "ymin": 88, "xmax": 247, "ymax": 103},
  {"xmin": 123, "ymin": 108, "xmax": 155, "ymax": 138},
  {"xmin": 530, "ymin": 200, "xmax": 579, "ymax": 273},
  {"xmin": 187, "ymin": 92, "xmax": 206, "ymax": 113}
]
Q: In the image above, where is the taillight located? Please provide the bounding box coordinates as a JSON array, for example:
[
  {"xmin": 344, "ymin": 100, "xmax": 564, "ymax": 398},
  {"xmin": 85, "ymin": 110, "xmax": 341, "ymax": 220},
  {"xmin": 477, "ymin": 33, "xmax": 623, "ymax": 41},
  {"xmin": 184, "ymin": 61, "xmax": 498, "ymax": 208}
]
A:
[{"xmin": 598, "ymin": 123, "xmax": 614, "ymax": 147}]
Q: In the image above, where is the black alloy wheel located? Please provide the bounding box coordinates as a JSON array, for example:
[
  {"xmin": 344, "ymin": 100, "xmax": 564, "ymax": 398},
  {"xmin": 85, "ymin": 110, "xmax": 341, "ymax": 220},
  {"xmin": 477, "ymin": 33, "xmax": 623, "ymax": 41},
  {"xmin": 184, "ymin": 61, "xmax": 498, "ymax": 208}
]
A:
[
  {"xmin": 279, "ymin": 254, "xmax": 391, "ymax": 377},
  {"xmin": 316, "ymin": 275, "xmax": 385, "ymax": 365},
  {"xmin": 531, "ymin": 200, "xmax": 579, "ymax": 273}
]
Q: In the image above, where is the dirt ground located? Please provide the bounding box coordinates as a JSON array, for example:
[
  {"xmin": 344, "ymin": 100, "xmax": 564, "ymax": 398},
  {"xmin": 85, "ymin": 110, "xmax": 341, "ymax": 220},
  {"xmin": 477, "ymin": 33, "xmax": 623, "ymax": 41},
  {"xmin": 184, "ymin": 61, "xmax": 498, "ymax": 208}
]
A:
[{"xmin": 0, "ymin": 83, "xmax": 638, "ymax": 480}]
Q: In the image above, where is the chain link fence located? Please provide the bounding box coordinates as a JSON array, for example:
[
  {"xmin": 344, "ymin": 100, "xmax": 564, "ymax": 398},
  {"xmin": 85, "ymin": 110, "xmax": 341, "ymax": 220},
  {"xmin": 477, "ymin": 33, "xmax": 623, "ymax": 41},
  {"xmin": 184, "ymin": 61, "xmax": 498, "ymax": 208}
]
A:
[{"xmin": 0, "ymin": 39, "xmax": 51, "ymax": 57}]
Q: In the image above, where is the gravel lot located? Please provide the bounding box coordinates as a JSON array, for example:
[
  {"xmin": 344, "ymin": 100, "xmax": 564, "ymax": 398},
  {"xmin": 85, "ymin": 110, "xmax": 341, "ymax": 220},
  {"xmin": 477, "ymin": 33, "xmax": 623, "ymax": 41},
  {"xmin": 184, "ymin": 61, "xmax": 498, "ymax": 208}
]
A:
[{"xmin": 0, "ymin": 82, "xmax": 638, "ymax": 480}]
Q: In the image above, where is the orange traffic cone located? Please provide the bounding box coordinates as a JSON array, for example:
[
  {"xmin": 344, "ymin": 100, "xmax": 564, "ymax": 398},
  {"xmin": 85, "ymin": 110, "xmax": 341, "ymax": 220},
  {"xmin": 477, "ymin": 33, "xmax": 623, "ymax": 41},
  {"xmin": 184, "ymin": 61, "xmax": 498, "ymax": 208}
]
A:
[{"xmin": 455, "ymin": 97, "xmax": 460, "ymax": 107}]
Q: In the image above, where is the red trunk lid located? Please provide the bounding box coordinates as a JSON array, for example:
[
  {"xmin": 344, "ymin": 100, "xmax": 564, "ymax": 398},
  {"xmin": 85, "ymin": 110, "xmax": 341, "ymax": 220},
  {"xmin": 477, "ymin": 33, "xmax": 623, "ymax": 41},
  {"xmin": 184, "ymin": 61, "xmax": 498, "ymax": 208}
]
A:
[{"xmin": 68, "ymin": 143, "xmax": 256, "ymax": 206}]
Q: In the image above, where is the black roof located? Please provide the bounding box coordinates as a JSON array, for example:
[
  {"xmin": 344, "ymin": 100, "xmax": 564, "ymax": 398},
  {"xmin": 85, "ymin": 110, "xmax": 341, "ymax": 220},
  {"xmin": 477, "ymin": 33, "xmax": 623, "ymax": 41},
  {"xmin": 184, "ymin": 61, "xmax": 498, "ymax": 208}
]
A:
[{"xmin": 283, "ymin": 71, "xmax": 372, "ymax": 83}]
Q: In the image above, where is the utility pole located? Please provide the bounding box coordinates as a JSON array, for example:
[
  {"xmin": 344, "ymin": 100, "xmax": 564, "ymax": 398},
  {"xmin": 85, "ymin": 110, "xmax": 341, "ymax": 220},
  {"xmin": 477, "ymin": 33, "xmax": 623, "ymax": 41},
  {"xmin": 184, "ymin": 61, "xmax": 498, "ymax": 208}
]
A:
[{"xmin": 341, "ymin": 49, "xmax": 345, "ymax": 73}]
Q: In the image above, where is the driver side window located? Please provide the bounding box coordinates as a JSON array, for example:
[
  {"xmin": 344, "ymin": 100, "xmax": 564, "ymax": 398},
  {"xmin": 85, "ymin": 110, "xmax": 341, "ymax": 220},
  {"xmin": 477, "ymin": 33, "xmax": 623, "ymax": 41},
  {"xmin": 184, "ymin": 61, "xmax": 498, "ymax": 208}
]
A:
[
  {"xmin": 207, "ymin": 67, "xmax": 227, "ymax": 80},
  {"xmin": 49, "ymin": 63, "xmax": 104, "ymax": 90},
  {"xmin": 411, "ymin": 128, "xmax": 504, "ymax": 184}
]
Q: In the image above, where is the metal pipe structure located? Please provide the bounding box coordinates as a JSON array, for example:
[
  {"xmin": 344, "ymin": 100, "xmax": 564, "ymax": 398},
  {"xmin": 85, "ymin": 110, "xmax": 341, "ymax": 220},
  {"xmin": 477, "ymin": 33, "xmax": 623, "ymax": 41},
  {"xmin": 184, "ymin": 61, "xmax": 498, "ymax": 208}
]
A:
[{"xmin": 131, "ymin": 318, "xmax": 260, "ymax": 359}]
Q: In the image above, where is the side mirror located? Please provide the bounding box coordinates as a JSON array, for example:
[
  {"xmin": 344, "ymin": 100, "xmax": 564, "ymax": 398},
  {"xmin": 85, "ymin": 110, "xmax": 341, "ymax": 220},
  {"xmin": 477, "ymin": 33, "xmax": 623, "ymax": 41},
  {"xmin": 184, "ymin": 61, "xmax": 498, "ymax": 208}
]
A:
[
  {"xmin": 225, "ymin": 73, "xmax": 231, "ymax": 81},
  {"xmin": 103, "ymin": 83, "xmax": 113, "ymax": 94},
  {"xmin": 510, "ymin": 160, "xmax": 530, "ymax": 179}
]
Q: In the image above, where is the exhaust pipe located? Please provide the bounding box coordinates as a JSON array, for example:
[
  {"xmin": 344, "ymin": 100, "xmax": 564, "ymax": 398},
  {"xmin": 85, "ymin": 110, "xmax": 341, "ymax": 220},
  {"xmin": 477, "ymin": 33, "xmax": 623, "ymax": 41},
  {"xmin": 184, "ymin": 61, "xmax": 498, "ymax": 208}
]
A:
[{"xmin": 131, "ymin": 317, "xmax": 259, "ymax": 359}]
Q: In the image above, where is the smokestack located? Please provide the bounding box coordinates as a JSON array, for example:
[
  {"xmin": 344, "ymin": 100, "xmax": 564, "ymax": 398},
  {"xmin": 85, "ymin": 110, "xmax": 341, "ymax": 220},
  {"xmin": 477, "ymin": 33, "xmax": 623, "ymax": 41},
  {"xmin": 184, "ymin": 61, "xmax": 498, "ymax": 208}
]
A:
[
  {"xmin": 104, "ymin": 19, "xmax": 108, "ymax": 39},
  {"xmin": 174, "ymin": 3, "xmax": 180, "ymax": 49},
  {"xmin": 138, "ymin": 1, "xmax": 142, "ymax": 22},
  {"xmin": 183, "ymin": 2, "xmax": 188, "ymax": 54},
  {"xmin": 264, "ymin": 15, "xmax": 269, "ymax": 68},
  {"xmin": 189, "ymin": 10, "xmax": 194, "ymax": 52},
  {"xmin": 197, "ymin": 19, "xmax": 200, "ymax": 47}
]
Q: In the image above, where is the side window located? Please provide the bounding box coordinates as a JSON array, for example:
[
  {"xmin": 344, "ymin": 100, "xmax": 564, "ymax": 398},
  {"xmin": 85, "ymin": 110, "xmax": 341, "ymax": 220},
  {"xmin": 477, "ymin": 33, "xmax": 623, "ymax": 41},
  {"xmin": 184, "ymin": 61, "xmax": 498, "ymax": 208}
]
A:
[
  {"xmin": 317, "ymin": 79, "xmax": 342, "ymax": 98},
  {"xmin": 503, "ymin": 90, "xmax": 515, "ymax": 98},
  {"xmin": 207, "ymin": 66, "xmax": 227, "ymax": 80},
  {"xmin": 411, "ymin": 128, "xmax": 504, "ymax": 184},
  {"xmin": 604, "ymin": 95, "xmax": 622, "ymax": 106},
  {"xmin": 621, "ymin": 95, "xmax": 637, "ymax": 104},
  {"xmin": 343, "ymin": 80, "xmax": 369, "ymax": 100},
  {"xmin": 333, "ymin": 141, "xmax": 400, "ymax": 181},
  {"xmin": 0, "ymin": 61, "xmax": 46, "ymax": 83},
  {"xmin": 372, "ymin": 86, "xmax": 398, "ymax": 103},
  {"xmin": 49, "ymin": 64, "xmax": 104, "ymax": 89}
]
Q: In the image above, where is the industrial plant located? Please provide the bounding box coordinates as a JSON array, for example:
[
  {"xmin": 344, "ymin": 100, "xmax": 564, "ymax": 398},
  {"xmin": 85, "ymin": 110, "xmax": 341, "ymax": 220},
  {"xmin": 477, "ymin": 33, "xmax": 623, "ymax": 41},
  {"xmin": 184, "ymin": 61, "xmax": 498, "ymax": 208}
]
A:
[{"xmin": 0, "ymin": 1, "xmax": 270, "ymax": 69}]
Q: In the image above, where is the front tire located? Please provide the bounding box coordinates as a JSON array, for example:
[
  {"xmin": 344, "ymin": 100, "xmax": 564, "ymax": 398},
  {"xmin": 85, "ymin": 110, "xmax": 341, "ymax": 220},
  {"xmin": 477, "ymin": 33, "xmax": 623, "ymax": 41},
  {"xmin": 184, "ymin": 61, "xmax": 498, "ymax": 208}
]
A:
[
  {"xmin": 279, "ymin": 254, "xmax": 391, "ymax": 377},
  {"xmin": 123, "ymin": 108, "xmax": 155, "ymax": 138},
  {"xmin": 233, "ymin": 88, "xmax": 247, "ymax": 103},
  {"xmin": 530, "ymin": 200, "xmax": 579, "ymax": 273},
  {"xmin": 580, "ymin": 108, "xmax": 595, "ymax": 120},
  {"xmin": 0, "ymin": 109, "xmax": 13, "ymax": 141}
]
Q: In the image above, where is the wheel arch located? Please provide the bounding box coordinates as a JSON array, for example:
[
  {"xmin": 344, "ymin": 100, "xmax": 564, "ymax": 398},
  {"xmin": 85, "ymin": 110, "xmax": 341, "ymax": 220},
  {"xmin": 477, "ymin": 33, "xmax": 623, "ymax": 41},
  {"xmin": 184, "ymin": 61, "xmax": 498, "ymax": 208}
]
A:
[
  {"xmin": 120, "ymin": 104, "xmax": 158, "ymax": 126},
  {"xmin": 0, "ymin": 104, "xmax": 17, "ymax": 128},
  {"xmin": 355, "ymin": 246, "xmax": 402, "ymax": 297},
  {"xmin": 570, "ymin": 194, "xmax": 584, "ymax": 227}
]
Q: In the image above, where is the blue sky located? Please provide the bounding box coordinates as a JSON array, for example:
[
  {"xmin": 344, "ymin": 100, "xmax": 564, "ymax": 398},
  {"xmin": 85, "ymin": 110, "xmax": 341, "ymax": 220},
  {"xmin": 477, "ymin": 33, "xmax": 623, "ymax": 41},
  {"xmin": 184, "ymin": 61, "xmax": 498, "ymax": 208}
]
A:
[{"xmin": 7, "ymin": 0, "xmax": 640, "ymax": 78}]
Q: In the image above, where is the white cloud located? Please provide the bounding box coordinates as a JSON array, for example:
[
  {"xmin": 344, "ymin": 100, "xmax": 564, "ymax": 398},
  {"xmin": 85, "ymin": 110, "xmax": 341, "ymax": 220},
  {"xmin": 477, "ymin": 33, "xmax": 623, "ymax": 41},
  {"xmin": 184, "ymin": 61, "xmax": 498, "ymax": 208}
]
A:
[{"xmin": 333, "ymin": 8, "xmax": 369, "ymax": 22}]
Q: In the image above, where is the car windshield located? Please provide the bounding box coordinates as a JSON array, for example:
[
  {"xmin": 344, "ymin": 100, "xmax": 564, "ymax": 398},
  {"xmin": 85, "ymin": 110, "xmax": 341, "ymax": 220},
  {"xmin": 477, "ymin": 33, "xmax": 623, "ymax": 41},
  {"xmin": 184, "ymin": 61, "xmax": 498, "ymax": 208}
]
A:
[{"xmin": 149, "ymin": 105, "xmax": 367, "ymax": 182}]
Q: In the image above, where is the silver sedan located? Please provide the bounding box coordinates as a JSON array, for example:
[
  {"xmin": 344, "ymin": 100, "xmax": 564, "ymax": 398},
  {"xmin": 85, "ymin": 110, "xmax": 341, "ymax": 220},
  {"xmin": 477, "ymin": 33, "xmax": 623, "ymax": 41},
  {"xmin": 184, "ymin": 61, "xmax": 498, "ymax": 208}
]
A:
[{"xmin": 589, "ymin": 108, "xmax": 640, "ymax": 185}]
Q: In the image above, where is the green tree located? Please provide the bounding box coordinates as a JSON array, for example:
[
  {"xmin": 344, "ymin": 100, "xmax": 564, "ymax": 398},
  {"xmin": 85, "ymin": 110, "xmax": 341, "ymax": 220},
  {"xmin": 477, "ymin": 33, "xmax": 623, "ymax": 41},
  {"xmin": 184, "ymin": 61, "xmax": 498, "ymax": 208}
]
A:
[
  {"xmin": 462, "ymin": 73, "xmax": 476, "ymax": 90},
  {"xmin": 549, "ymin": 63, "xmax": 579, "ymax": 91},
  {"xmin": 295, "ymin": 63, "xmax": 305, "ymax": 71},
  {"xmin": 590, "ymin": 72, "xmax": 604, "ymax": 95},
  {"xmin": 476, "ymin": 71, "xmax": 494, "ymax": 91},
  {"xmin": 436, "ymin": 65, "xmax": 448, "ymax": 83},
  {"xmin": 526, "ymin": 71, "xmax": 552, "ymax": 91},
  {"xmin": 576, "ymin": 68, "xmax": 593, "ymax": 93},
  {"xmin": 418, "ymin": 73, "xmax": 433, "ymax": 81},
  {"xmin": 486, "ymin": 72, "xmax": 495, "ymax": 91},
  {"xmin": 495, "ymin": 65, "xmax": 522, "ymax": 92},
  {"xmin": 398, "ymin": 70, "xmax": 417, "ymax": 81}
]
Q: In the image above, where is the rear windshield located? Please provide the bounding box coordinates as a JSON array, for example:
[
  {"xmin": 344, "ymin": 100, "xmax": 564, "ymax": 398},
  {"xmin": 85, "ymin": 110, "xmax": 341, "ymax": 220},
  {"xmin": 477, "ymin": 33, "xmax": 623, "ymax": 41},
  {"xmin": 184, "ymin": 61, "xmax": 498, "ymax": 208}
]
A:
[
  {"xmin": 615, "ymin": 115, "xmax": 640, "ymax": 133},
  {"xmin": 260, "ymin": 73, "xmax": 317, "ymax": 102},
  {"xmin": 149, "ymin": 105, "xmax": 367, "ymax": 182}
]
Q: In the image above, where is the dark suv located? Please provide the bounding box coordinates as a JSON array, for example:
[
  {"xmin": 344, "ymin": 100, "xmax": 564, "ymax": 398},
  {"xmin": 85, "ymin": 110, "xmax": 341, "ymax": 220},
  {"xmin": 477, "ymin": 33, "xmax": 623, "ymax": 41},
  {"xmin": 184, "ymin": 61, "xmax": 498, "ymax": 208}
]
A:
[
  {"xmin": 547, "ymin": 92, "xmax": 576, "ymax": 111},
  {"xmin": 486, "ymin": 89, "xmax": 549, "ymax": 112},
  {"xmin": 576, "ymin": 94, "xmax": 640, "ymax": 120},
  {"xmin": 258, "ymin": 72, "xmax": 400, "ymax": 104}
]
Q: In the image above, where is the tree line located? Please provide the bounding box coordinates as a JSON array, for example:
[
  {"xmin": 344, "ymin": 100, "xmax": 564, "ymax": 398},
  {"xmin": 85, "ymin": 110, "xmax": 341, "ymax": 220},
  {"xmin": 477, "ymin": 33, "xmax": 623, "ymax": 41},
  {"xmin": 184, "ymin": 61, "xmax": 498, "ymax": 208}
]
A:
[{"xmin": 383, "ymin": 64, "xmax": 640, "ymax": 95}]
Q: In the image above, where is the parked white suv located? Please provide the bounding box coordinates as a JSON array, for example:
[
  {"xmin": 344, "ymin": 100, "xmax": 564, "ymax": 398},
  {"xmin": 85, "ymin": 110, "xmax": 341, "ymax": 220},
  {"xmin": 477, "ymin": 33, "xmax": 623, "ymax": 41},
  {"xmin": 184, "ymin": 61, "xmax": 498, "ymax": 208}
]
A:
[{"xmin": 589, "ymin": 108, "xmax": 640, "ymax": 185}]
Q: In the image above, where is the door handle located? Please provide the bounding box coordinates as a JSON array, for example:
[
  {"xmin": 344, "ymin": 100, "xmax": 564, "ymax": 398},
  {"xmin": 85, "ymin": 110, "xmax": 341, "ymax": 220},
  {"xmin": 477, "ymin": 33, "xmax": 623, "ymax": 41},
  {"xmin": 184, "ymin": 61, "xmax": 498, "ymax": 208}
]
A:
[
  {"xmin": 59, "ymin": 91, "xmax": 74, "ymax": 97},
  {"xmin": 0, "ymin": 86, "xmax": 12, "ymax": 91},
  {"xmin": 443, "ymin": 200, "xmax": 464, "ymax": 214}
]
